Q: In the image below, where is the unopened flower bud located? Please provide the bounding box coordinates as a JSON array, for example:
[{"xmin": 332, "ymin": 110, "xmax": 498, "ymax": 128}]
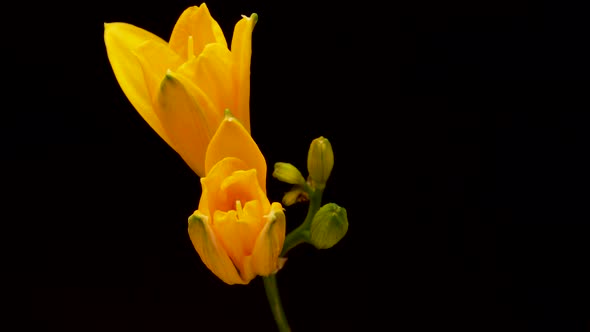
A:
[
  {"xmin": 307, "ymin": 137, "xmax": 334, "ymax": 190},
  {"xmin": 309, "ymin": 203, "xmax": 348, "ymax": 249},
  {"xmin": 273, "ymin": 162, "xmax": 306, "ymax": 185}
]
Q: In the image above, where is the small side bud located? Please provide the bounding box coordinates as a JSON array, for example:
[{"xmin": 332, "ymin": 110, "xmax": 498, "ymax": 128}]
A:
[
  {"xmin": 307, "ymin": 137, "xmax": 334, "ymax": 190},
  {"xmin": 309, "ymin": 203, "xmax": 348, "ymax": 249},
  {"xmin": 273, "ymin": 162, "xmax": 306, "ymax": 185},
  {"xmin": 282, "ymin": 186, "xmax": 308, "ymax": 206}
]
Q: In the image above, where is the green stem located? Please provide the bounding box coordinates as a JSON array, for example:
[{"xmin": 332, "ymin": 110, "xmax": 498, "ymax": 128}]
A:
[
  {"xmin": 263, "ymin": 274, "xmax": 291, "ymax": 332},
  {"xmin": 280, "ymin": 188, "xmax": 323, "ymax": 256},
  {"xmin": 264, "ymin": 185, "xmax": 324, "ymax": 331}
]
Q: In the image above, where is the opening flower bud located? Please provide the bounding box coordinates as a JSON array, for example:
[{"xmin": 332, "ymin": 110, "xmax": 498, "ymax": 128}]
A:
[
  {"xmin": 281, "ymin": 186, "xmax": 308, "ymax": 206},
  {"xmin": 309, "ymin": 203, "xmax": 348, "ymax": 249},
  {"xmin": 307, "ymin": 137, "xmax": 334, "ymax": 191}
]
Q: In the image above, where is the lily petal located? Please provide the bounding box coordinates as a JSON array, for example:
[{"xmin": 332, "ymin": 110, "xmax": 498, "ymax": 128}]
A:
[
  {"xmin": 175, "ymin": 43, "xmax": 234, "ymax": 127},
  {"xmin": 168, "ymin": 70, "xmax": 220, "ymax": 136},
  {"xmin": 204, "ymin": 113, "xmax": 266, "ymax": 189},
  {"xmin": 212, "ymin": 200, "xmax": 263, "ymax": 282},
  {"xmin": 247, "ymin": 202, "xmax": 286, "ymax": 276},
  {"xmin": 133, "ymin": 40, "xmax": 184, "ymax": 107},
  {"xmin": 104, "ymin": 23, "xmax": 171, "ymax": 144},
  {"xmin": 200, "ymin": 157, "xmax": 249, "ymax": 216},
  {"xmin": 188, "ymin": 212, "xmax": 246, "ymax": 284},
  {"xmin": 230, "ymin": 13, "xmax": 257, "ymax": 133},
  {"xmin": 157, "ymin": 73, "xmax": 213, "ymax": 176},
  {"xmin": 169, "ymin": 4, "xmax": 228, "ymax": 61}
]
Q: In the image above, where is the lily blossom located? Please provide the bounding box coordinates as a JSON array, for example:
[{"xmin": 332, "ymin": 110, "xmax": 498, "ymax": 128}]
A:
[
  {"xmin": 188, "ymin": 113, "xmax": 286, "ymax": 284},
  {"xmin": 104, "ymin": 4, "xmax": 256, "ymax": 176}
]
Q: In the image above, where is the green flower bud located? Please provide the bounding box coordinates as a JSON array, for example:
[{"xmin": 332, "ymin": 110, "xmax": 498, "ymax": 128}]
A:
[
  {"xmin": 309, "ymin": 203, "xmax": 348, "ymax": 249},
  {"xmin": 273, "ymin": 162, "xmax": 306, "ymax": 185},
  {"xmin": 307, "ymin": 137, "xmax": 334, "ymax": 190}
]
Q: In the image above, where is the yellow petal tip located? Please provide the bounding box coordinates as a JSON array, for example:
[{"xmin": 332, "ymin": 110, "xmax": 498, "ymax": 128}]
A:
[
  {"xmin": 160, "ymin": 71, "xmax": 179, "ymax": 91},
  {"xmin": 240, "ymin": 13, "xmax": 258, "ymax": 26},
  {"xmin": 188, "ymin": 211, "xmax": 208, "ymax": 225},
  {"xmin": 224, "ymin": 108, "xmax": 234, "ymax": 119}
]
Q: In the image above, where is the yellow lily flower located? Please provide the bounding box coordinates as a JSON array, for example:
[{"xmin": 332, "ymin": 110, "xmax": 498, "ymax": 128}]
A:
[
  {"xmin": 104, "ymin": 4, "xmax": 256, "ymax": 176},
  {"xmin": 188, "ymin": 114, "xmax": 286, "ymax": 284}
]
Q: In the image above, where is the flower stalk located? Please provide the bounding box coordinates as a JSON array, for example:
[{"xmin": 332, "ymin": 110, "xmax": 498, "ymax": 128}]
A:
[
  {"xmin": 263, "ymin": 274, "xmax": 291, "ymax": 332},
  {"xmin": 281, "ymin": 186, "xmax": 323, "ymax": 256}
]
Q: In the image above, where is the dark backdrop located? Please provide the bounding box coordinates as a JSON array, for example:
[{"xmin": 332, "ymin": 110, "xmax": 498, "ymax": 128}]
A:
[{"xmin": 4, "ymin": 0, "xmax": 589, "ymax": 331}]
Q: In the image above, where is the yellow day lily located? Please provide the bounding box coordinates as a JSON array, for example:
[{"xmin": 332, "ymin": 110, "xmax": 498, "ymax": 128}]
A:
[
  {"xmin": 188, "ymin": 113, "xmax": 286, "ymax": 284},
  {"xmin": 104, "ymin": 4, "xmax": 256, "ymax": 176}
]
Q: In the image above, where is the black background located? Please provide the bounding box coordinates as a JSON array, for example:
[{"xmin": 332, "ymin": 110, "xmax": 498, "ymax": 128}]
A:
[{"xmin": 5, "ymin": 0, "xmax": 589, "ymax": 331}]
